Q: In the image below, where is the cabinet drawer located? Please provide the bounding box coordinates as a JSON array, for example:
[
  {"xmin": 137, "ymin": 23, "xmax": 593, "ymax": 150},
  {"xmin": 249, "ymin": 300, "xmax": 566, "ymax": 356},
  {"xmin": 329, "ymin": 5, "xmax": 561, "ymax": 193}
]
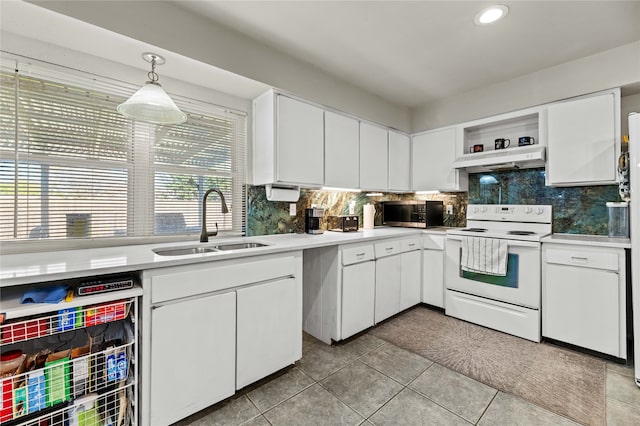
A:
[
  {"xmin": 423, "ymin": 234, "xmax": 445, "ymax": 250},
  {"xmin": 400, "ymin": 237, "xmax": 422, "ymax": 252},
  {"xmin": 150, "ymin": 255, "xmax": 297, "ymax": 303},
  {"xmin": 545, "ymin": 248, "xmax": 618, "ymax": 271},
  {"xmin": 342, "ymin": 244, "xmax": 374, "ymax": 265},
  {"xmin": 375, "ymin": 240, "xmax": 401, "ymax": 258}
]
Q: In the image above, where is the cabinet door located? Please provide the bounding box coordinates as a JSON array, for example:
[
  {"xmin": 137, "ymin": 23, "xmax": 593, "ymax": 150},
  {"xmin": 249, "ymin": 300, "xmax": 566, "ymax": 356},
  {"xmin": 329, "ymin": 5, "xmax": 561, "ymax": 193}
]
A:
[
  {"xmin": 412, "ymin": 127, "xmax": 459, "ymax": 191},
  {"xmin": 547, "ymin": 92, "xmax": 617, "ymax": 185},
  {"xmin": 423, "ymin": 249, "xmax": 444, "ymax": 308},
  {"xmin": 276, "ymin": 95, "xmax": 324, "ymax": 185},
  {"xmin": 400, "ymin": 250, "xmax": 421, "ymax": 310},
  {"xmin": 150, "ymin": 292, "xmax": 236, "ymax": 425},
  {"xmin": 543, "ymin": 264, "xmax": 619, "ymax": 356},
  {"xmin": 388, "ymin": 131, "xmax": 410, "ymax": 191},
  {"xmin": 325, "ymin": 111, "xmax": 359, "ymax": 188},
  {"xmin": 375, "ymin": 255, "xmax": 401, "ymax": 323},
  {"xmin": 359, "ymin": 122, "xmax": 388, "ymax": 190},
  {"xmin": 237, "ymin": 277, "xmax": 301, "ymax": 389},
  {"xmin": 341, "ymin": 261, "xmax": 376, "ymax": 339}
]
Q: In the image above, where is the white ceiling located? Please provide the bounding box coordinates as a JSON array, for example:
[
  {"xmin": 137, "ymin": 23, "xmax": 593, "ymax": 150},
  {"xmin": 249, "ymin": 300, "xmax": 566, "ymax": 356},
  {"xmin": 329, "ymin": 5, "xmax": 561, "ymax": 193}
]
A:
[{"xmin": 175, "ymin": 0, "xmax": 640, "ymax": 108}]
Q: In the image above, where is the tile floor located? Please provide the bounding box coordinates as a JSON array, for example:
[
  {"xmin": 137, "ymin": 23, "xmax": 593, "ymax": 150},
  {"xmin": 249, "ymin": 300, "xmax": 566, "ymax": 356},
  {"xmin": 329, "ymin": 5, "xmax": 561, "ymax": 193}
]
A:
[{"xmin": 176, "ymin": 315, "xmax": 640, "ymax": 426}]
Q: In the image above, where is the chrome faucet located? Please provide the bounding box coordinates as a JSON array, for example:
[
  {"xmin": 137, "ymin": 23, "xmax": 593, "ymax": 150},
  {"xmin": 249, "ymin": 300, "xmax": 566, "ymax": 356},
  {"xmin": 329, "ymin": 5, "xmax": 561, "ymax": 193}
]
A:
[{"xmin": 200, "ymin": 188, "xmax": 229, "ymax": 243}]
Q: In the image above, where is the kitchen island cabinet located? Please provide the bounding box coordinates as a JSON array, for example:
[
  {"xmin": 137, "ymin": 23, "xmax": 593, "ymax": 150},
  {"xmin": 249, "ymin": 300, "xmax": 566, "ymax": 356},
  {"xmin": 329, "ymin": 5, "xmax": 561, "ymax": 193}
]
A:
[
  {"xmin": 149, "ymin": 291, "xmax": 236, "ymax": 425},
  {"xmin": 141, "ymin": 251, "xmax": 303, "ymax": 425}
]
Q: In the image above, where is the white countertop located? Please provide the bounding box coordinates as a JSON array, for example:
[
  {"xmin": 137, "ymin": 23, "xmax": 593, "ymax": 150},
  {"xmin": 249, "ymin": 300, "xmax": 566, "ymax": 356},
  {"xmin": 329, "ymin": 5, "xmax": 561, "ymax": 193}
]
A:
[
  {"xmin": 0, "ymin": 227, "xmax": 428, "ymax": 287},
  {"xmin": 542, "ymin": 233, "xmax": 631, "ymax": 249}
]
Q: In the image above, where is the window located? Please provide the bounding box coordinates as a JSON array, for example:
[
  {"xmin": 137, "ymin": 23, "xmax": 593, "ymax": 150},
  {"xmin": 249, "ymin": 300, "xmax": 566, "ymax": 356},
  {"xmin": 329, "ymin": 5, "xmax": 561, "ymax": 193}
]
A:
[{"xmin": 0, "ymin": 59, "xmax": 247, "ymax": 245}]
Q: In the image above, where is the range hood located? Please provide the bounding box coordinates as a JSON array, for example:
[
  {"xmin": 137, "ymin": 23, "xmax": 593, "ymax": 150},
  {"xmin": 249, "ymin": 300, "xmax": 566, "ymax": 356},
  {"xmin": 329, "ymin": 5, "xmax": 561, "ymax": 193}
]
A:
[{"xmin": 453, "ymin": 145, "xmax": 546, "ymax": 172}]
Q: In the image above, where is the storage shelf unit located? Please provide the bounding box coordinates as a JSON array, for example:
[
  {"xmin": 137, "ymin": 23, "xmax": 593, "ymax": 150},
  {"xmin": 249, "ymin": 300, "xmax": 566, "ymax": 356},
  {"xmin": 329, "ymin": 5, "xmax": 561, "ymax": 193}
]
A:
[{"xmin": 0, "ymin": 283, "xmax": 141, "ymax": 425}]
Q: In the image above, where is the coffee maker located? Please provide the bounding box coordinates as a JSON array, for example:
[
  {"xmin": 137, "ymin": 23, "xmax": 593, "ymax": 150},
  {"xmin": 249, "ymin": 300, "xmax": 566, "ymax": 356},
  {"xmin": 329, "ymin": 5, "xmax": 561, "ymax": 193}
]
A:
[{"xmin": 305, "ymin": 208, "xmax": 325, "ymax": 234}]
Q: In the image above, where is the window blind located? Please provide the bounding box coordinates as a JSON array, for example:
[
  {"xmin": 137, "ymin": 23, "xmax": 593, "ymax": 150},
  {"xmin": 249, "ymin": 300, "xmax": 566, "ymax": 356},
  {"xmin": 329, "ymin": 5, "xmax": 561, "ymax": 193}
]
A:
[{"xmin": 0, "ymin": 58, "xmax": 247, "ymax": 244}]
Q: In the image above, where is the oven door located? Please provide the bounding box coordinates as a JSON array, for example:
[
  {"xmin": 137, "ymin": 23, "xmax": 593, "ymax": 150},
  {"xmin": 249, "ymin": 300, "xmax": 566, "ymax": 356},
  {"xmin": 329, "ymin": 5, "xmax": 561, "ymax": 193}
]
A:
[{"xmin": 445, "ymin": 235, "xmax": 541, "ymax": 309}]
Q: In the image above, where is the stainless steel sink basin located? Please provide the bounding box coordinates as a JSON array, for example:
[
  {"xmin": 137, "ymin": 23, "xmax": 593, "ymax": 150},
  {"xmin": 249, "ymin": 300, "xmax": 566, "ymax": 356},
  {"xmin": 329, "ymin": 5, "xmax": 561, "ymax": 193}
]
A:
[
  {"xmin": 213, "ymin": 242, "xmax": 268, "ymax": 251},
  {"xmin": 153, "ymin": 242, "xmax": 268, "ymax": 256},
  {"xmin": 153, "ymin": 246, "xmax": 218, "ymax": 256}
]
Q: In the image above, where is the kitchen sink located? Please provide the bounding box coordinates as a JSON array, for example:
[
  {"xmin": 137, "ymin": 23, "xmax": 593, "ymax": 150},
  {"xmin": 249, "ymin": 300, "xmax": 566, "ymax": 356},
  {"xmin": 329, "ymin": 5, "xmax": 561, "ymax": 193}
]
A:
[
  {"xmin": 213, "ymin": 242, "xmax": 268, "ymax": 251},
  {"xmin": 152, "ymin": 242, "xmax": 269, "ymax": 256},
  {"xmin": 153, "ymin": 246, "xmax": 219, "ymax": 256}
]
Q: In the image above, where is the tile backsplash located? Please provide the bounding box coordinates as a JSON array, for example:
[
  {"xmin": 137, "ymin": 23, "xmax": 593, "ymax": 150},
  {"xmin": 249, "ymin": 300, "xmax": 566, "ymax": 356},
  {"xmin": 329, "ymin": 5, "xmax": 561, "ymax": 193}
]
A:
[
  {"xmin": 246, "ymin": 187, "xmax": 467, "ymax": 236},
  {"xmin": 246, "ymin": 168, "xmax": 621, "ymax": 236},
  {"xmin": 468, "ymin": 168, "xmax": 622, "ymax": 235}
]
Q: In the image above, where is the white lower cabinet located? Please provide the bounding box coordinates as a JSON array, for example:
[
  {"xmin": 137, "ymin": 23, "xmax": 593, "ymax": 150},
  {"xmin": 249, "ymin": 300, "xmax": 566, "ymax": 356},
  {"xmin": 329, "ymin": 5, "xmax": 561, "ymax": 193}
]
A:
[
  {"xmin": 542, "ymin": 243, "xmax": 626, "ymax": 358},
  {"xmin": 422, "ymin": 234, "xmax": 445, "ymax": 308},
  {"xmin": 237, "ymin": 277, "xmax": 301, "ymax": 389},
  {"xmin": 142, "ymin": 252, "xmax": 302, "ymax": 425},
  {"xmin": 400, "ymin": 238, "xmax": 422, "ymax": 310},
  {"xmin": 150, "ymin": 291, "xmax": 236, "ymax": 426},
  {"xmin": 341, "ymin": 259, "xmax": 376, "ymax": 339},
  {"xmin": 375, "ymin": 240, "xmax": 402, "ymax": 323}
]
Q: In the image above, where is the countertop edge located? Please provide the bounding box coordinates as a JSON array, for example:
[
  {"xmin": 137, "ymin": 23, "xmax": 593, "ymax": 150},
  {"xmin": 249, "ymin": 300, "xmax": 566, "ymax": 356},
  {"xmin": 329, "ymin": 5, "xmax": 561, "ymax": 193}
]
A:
[
  {"xmin": 0, "ymin": 228, "xmax": 430, "ymax": 287},
  {"xmin": 541, "ymin": 234, "xmax": 631, "ymax": 249}
]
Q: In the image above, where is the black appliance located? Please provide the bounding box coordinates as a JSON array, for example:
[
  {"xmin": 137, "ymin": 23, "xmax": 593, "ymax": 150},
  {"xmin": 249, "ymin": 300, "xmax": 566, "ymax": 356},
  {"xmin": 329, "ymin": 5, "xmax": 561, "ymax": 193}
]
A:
[
  {"xmin": 327, "ymin": 215, "xmax": 359, "ymax": 232},
  {"xmin": 305, "ymin": 208, "xmax": 325, "ymax": 234},
  {"xmin": 382, "ymin": 200, "xmax": 444, "ymax": 228}
]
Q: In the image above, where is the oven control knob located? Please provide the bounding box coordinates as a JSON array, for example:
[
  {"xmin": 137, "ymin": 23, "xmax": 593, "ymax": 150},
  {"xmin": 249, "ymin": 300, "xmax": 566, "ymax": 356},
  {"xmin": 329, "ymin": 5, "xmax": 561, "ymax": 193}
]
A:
[
  {"xmin": 472, "ymin": 207, "xmax": 480, "ymax": 213},
  {"xmin": 481, "ymin": 206, "xmax": 488, "ymax": 213},
  {"xmin": 535, "ymin": 207, "xmax": 544, "ymax": 215},
  {"xmin": 524, "ymin": 207, "xmax": 533, "ymax": 214}
]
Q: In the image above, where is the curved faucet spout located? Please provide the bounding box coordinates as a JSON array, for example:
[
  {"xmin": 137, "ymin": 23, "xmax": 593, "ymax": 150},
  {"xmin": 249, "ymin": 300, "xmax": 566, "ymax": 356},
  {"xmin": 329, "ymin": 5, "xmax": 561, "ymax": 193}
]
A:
[{"xmin": 200, "ymin": 188, "xmax": 229, "ymax": 243}]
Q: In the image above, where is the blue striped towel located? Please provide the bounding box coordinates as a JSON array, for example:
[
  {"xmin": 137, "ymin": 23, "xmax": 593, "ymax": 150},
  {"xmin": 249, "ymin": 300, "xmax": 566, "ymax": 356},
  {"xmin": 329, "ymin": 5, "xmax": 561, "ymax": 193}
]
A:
[{"xmin": 461, "ymin": 237, "xmax": 508, "ymax": 276}]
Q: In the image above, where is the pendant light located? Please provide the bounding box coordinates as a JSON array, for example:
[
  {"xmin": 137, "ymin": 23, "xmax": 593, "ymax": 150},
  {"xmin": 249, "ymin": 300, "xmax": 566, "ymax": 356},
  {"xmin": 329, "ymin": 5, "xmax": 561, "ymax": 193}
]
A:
[{"xmin": 117, "ymin": 52, "xmax": 187, "ymax": 125}]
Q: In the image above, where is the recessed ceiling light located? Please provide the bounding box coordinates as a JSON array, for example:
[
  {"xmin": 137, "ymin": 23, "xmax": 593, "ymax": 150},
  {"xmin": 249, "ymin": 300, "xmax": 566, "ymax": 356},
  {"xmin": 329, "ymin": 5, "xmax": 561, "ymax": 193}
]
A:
[{"xmin": 475, "ymin": 5, "xmax": 509, "ymax": 25}]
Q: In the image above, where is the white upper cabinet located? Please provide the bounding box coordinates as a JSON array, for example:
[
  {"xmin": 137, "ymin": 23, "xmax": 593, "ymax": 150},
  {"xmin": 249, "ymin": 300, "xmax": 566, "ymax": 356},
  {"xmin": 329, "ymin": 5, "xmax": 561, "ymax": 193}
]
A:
[
  {"xmin": 324, "ymin": 111, "xmax": 360, "ymax": 188},
  {"xmin": 253, "ymin": 91, "xmax": 324, "ymax": 187},
  {"xmin": 546, "ymin": 89, "xmax": 620, "ymax": 186},
  {"xmin": 359, "ymin": 122, "xmax": 389, "ymax": 191},
  {"xmin": 388, "ymin": 130, "xmax": 411, "ymax": 192},
  {"xmin": 412, "ymin": 127, "xmax": 467, "ymax": 191}
]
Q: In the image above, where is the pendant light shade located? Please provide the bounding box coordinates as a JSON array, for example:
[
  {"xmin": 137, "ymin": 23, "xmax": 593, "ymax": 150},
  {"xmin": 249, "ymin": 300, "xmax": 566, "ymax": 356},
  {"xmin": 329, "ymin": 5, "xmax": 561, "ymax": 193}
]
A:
[{"xmin": 117, "ymin": 53, "xmax": 187, "ymax": 125}]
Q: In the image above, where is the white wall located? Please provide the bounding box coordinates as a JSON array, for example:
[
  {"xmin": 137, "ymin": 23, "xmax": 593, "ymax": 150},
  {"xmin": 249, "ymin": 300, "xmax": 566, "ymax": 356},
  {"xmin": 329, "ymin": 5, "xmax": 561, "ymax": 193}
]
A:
[
  {"xmin": 411, "ymin": 41, "xmax": 640, "ymax": 132},
  {"xmin": 26, "ymin": 0, "xmax": 411, "ymax": 132}
]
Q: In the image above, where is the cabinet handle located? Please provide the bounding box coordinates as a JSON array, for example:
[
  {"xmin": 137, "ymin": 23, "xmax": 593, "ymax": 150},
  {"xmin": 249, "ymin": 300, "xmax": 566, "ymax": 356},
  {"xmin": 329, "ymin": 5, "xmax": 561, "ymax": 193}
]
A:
[
  {"xmin": 408, "ymin": 243, "xmax": 416, "ymax": 247},
  {"xmin": 385, "ymin": 247, "xmax": 393, "ymax": 251},
  {"xmin": 570, "ymin": 256, "xmax": 588, "ymax": 263},
  {"xmin": 356, "ymin": 252, "xmax": 366, "ymax": 257}
]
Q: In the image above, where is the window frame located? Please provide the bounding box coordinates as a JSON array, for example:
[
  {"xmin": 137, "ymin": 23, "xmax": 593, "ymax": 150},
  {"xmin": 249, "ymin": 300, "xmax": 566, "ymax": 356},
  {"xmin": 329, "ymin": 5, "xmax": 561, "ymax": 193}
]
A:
[{"xmin": 0, "ymin": 55, "xmax": 248, "ymax": 254}]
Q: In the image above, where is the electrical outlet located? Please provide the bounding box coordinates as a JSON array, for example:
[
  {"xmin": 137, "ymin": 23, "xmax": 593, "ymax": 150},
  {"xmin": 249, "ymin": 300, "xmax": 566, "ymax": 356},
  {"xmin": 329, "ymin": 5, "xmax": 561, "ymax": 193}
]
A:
[
  {"xmin": 446, "ymin": 205, "xmax": 453, "ymax": 215},
  {"xmin": 289, "ymin": 203, "xmax": 297, "ymax": 216}
]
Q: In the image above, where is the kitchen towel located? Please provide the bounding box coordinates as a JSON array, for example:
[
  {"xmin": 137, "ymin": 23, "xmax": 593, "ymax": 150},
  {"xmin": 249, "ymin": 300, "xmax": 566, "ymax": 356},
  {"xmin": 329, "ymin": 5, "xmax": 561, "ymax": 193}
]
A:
[{"xmin": 461, "ymin": 236, "xmax": 508, "ymax": 276}]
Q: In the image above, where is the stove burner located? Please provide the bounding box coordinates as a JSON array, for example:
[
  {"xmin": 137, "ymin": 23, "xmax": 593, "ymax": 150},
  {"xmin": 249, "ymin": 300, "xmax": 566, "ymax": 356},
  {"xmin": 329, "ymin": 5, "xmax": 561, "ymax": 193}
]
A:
[
  {"xmin": 508, "ymin": 231, "xmax": 536, "ymax": 236},
  {"xmin": 461, "ymin": 228, "xmax": 488, "ymax": 232}
]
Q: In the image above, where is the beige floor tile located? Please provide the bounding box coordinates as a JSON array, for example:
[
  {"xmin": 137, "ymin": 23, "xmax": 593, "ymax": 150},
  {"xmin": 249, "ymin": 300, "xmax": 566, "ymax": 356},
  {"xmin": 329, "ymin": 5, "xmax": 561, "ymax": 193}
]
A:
[
  {"xmin": 263, "ymin": 383, "xmax": 364, "ymax": 426},
  {"xmin": 606, "ymin": 397, "xmax": 640, "ymax": 425},
  {"xmin": 321, "ymin": 361, "xmax": 403, "ymax": 417},
  {"xmin": 478, "ymin": 392, "xmax": 579, "ymax": 426},
  {"xmin": 409, "ymin": 363, "xmax": 497, "ymax": 424},
  {"xmin": 246, "ymin": 367, "xmax": 314, "ymax": 412},
  {"xmin": 175, "ymin": 394, "xmax": 260, "ymax": 426},
  {"xmin": 297, "ymin": 340, "xmax": 360, "ymax": 380},
  {"xmin": 360, "ymin": 342, "xmax": 433, "ymax": 385},
  {"xmin": 607, "ymin": 370, "xmax": 640, "ymax": 408},
  {"xmin": 369, "ymin": 388, "xmax": 470, "ymax": 425}
]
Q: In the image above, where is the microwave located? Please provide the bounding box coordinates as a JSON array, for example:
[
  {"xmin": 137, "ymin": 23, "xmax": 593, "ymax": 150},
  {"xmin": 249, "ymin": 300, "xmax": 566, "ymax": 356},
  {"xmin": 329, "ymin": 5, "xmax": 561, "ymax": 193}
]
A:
[{"xmin": 382, "ymin": 200, "xmax": 444, "ymax": 228}]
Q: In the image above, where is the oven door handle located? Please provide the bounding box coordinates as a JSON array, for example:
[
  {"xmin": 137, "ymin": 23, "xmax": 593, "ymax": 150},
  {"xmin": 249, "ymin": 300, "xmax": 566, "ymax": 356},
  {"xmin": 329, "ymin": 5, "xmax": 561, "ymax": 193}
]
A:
[{"xmin": 446, "ymin": 235, "xmax": 541, "ymax": 248}]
